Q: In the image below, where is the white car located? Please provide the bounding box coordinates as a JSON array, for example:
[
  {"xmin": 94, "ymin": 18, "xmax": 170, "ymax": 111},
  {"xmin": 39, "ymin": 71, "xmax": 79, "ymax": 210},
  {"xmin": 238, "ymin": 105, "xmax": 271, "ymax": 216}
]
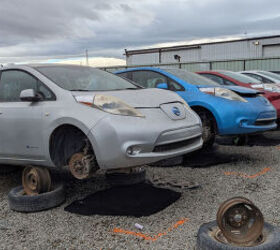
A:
[{"xmin": 240, "ymin": 70, "xmax": 280, "ymax": 84}]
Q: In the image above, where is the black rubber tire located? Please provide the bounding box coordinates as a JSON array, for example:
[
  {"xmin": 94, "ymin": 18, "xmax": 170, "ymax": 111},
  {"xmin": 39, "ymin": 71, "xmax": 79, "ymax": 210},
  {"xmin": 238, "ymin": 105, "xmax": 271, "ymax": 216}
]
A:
[
  {"xmin": 8, "ymin": 184, "xmax": 65, "ymax": 212},
  {"xmin": 105, "ymin": 169, "xmax": 146, "ymax": 186},
  {"xmin": 197, "ymin": 221, "xmax": 280, "ymax": 250},
  {"xmin": 195, "ymin": 110, "xmax": 216, "ymax": 150}
]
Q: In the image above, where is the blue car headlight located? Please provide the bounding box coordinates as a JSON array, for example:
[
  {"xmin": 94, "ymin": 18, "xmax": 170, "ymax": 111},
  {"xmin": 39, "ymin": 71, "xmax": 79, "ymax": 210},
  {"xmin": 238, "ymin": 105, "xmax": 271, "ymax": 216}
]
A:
[{"xmin": 200, "ymin": 87, "xmax": 248, "ymax": 102}]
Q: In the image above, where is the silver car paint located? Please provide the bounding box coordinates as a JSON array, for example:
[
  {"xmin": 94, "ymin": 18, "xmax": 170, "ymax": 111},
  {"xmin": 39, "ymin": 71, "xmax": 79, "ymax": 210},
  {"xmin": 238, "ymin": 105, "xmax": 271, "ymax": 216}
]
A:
[{"xmin": 0, "ymin": 65, "xmax": 203, "ymax": 170}]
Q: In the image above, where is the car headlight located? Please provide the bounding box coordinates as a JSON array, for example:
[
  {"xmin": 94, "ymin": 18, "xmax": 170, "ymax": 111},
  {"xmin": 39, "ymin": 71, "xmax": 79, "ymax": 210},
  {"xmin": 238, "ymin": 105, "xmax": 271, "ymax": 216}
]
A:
[
  {"xmin": 200, "ymin": 87, "xmax": 248, "ymax": 102},
  {"xmin": 75, "ymin": 94, "xmax": 144, "ymax": 117},
  {"xmin": 263, "ymin": 85, "xmax": 280, "ymax": 93}
]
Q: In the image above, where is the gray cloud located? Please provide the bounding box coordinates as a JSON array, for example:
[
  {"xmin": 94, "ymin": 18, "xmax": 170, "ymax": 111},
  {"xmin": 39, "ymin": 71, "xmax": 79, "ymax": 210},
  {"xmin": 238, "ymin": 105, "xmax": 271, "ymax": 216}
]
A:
[{"xmin": 0, "ymin": 0, "xmax": 280, "ymax": 63}]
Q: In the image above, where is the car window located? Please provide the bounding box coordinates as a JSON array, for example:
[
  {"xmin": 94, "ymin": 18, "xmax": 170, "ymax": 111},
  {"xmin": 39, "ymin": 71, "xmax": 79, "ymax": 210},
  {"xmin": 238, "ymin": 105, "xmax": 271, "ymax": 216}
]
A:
[
  {"xmin": 259, "ymin": 71, "xmax": 280, "ymax": 81},
  {"xmin": 243, "ymin": 73, "xmax": 273, "ymax": 83},
  {"xmin": 131, "ymin": 71, "xmax": 168, "ymax": 88},
  {"xmin": 165, "ymin": 69, "xmax": 219, "ymax": 86},
  {"xmin": 200, "ymin": 74, "xmax": 225, "ymax": 85},
  {"xmin": 169, "ymin": 80, "xmax": 184, "ymax": 91},
  {"xmin": 219, "ymin": 71, "xmax": 261, "ymax": 84},
  {"xmin": 224, "ymin": 79, "xmax": 236, "ymax": 86},
  {"xmin": 37, "ymin": 66, "xmax": 138, "ymax": 91},
  {"xmin": 0, "ymin": 70, "xmax": 54, "ymax": 102},
  {"xmin": 117, "ymin": 72, "xmax": 130, "ymax": 80}
]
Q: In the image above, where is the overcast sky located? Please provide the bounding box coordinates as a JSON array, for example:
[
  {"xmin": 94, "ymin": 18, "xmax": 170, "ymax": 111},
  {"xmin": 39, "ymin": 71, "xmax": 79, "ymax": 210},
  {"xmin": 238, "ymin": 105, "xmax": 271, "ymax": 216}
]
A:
[{"xmin": 1, "ymin": 0, "xmax": 280, "ymax": 66}]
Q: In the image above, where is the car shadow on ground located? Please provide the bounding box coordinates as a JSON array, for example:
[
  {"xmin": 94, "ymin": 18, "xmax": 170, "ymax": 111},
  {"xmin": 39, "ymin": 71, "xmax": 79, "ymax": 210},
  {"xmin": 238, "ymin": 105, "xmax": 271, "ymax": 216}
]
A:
[
  {"xmin": 182, "ymin": 146, "xmax": 252, "ymax": 168},
  {"xmin": 217, "ymin": 130, "xmax": 280, "ymax": 147},
  {"xmin": 151, "ymin": 145, "xmax": 252, "ymax": 169}
]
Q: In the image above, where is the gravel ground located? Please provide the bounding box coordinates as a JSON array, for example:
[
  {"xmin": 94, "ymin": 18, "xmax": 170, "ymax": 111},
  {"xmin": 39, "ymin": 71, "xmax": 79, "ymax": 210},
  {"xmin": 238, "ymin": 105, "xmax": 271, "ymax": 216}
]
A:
[{"xmin": 1, "ymin": 131, "xmax": 280, "ymax": 249}]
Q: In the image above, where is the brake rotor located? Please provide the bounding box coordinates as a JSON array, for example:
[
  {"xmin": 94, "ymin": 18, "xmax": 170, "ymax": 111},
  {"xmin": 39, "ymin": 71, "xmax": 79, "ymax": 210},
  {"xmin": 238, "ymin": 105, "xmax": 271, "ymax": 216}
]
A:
[
  {"xmin": 217, "ymin": 197, "xmax": 264, "ymax": 245},
  {"xmin": 69, "ymin": 152, "xmax": 95, "ymax": 179},
  {"xmin": 22, "ymin": 166, "xmax": 51, "ymax": 195}
]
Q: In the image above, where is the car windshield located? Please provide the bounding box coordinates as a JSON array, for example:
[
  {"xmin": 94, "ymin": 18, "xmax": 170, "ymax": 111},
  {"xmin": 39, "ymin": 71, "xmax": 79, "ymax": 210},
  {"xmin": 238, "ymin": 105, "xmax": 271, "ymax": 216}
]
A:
[
  {"xmin": 259, "ymin": 71, "xmax": 280, "ymax": 81},
  {"xmin": 220, "ymin": 71, "xmax": 261, "ymax": 84},
  {"xmin": 164, "ymin": 68, "xmax": 219, "ymax": 86},
  {"xmin": 36, "ymin": 65, "xmax": 138, "ymax": 91}
]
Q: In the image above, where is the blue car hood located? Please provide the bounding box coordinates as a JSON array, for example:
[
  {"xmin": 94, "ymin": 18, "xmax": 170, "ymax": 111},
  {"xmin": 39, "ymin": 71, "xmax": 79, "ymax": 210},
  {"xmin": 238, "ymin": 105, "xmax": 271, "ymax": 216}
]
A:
[{"xmin": 197, "ymin": 85, "xmax": 260, "ymax": 95}]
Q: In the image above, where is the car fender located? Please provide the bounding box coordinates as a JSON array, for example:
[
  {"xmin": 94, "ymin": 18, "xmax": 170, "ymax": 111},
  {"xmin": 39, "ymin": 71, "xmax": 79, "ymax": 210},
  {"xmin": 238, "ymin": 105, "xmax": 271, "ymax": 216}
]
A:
[{"xmin": 43, "ymin": 117, "xmax": 97, "ymax": 166}]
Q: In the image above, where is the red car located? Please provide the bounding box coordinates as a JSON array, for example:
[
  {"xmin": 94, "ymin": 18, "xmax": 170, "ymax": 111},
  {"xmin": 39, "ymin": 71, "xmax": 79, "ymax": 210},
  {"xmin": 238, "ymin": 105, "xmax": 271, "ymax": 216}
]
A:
[{"xmin": 197, "ymin": 70, "xmax": 280, "ymax": 121}]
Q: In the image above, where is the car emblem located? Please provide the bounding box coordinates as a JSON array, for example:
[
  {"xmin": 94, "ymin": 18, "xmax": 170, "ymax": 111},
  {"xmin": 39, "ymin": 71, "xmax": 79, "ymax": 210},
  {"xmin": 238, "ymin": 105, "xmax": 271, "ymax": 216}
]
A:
[{"xmin": 172, "ymin": 107, "xmax": 181, "ymax": 116}]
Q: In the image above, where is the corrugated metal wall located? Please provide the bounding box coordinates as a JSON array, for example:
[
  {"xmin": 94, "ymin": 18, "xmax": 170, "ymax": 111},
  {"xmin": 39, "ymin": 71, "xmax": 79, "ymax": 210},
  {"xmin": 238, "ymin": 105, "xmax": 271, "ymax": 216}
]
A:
[
  {"xmin": 211, "ymin": 60, "xmax": 244, "ymax": 71},
  {"xmin": 103, "ymin": 37, "xmax": 280, "ymax": 72},
  {"xmin": 127, "ymin": 37, "xmax": 280, "ymax": 65},
  {"xmin": 101, "ymin": 58, "xmax": 280, "ymax": 73}
]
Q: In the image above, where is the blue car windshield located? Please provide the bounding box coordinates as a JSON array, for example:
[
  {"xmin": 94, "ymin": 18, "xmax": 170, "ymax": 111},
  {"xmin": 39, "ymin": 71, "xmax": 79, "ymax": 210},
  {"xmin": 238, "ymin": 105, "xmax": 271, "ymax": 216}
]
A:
[
  {"xmin": 36, "ymin": 65, "xmax": 138, "ymax": 91},
  {"xmin": 165, "ymin": 68, "xmax": 219, "ymax": 86}
]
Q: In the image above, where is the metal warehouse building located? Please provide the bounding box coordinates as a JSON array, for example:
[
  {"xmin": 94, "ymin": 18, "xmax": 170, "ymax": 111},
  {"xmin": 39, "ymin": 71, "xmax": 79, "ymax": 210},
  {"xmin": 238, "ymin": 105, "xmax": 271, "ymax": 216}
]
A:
[{"xmin": 103, "ymin": 35, "xmax": 280, "ymax": 72}]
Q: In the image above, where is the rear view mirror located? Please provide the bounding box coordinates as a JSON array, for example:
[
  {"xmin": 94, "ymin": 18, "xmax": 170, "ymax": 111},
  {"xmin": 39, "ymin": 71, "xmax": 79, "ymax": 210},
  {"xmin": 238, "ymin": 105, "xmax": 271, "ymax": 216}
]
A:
[
  {"xmin": 20, "ymin": 89, "xmax": 41, "ymax": 102},
  {"xmin": 156, "ymin": 82, "xmax": 168, "ymax": 89}
]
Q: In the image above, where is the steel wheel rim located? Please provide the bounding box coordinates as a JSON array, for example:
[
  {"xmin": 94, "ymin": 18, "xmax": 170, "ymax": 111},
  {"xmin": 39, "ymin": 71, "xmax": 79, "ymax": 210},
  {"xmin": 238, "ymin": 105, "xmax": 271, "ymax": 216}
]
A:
[
  {"xmin": 217, "ymin": 197, "xmax": 264, "ymax": 245},
  {"xmin": 22, "ymin": 166, "xmax": 51, "ymax": 195}
]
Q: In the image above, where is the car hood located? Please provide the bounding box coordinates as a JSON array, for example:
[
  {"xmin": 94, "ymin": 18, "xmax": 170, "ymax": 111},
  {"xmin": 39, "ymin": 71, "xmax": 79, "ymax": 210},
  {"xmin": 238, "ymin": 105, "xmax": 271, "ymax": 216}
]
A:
[
  {"xmin": 222, "ymin": 85, "xmax": 261, "ymax": 94},
  {"xmin": 71, "ymin": 88, "xmax": 183, "ymax": 108}
]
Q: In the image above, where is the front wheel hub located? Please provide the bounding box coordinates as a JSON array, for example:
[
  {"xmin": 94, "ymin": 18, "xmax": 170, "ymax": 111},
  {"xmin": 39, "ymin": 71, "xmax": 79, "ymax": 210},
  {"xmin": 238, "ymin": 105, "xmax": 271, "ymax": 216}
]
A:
[{"xmin": 69, "ymin": 152, "xmax": 96, "ymax": 179}]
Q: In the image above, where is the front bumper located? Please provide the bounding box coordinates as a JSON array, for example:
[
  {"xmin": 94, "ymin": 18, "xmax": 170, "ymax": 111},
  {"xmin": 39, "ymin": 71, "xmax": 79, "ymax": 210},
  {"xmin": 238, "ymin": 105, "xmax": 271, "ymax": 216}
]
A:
[
  {"xmin": 216, "ymin": 97, "xmax": 277, "ymax": 135},
  {"xmin": 87, "ymin": 108, "xmax": 202, "ymax": 169}
]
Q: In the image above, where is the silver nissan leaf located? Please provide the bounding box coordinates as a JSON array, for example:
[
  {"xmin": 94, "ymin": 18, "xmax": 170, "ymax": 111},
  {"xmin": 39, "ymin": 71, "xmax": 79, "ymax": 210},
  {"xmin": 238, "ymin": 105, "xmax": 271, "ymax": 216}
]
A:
[{"xmin": 0, "ymin": 64, "xmax": 202, "ymax": 182}]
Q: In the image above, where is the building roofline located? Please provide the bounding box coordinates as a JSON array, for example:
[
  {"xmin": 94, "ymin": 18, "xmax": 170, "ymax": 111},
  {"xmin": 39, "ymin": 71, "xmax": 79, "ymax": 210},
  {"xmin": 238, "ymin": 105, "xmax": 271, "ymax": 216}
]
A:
[{"xmin": 125, "ymin": 34, "xmax": 280, "ymax": 56}]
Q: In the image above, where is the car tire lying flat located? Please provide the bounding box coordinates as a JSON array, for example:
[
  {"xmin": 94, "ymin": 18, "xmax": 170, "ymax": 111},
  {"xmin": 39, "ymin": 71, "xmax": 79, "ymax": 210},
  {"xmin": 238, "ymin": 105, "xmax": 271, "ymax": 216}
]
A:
[
  {"xmin": 8, "ymin": 184, "xmax": 65, "ymax": 212},
  {"xmin": 197, "ymin": 221, "xmax": 280, "ymax": 250},
  {"xmin": 105, "ymin": 168, "xmax": 146, "ymax": 186}
]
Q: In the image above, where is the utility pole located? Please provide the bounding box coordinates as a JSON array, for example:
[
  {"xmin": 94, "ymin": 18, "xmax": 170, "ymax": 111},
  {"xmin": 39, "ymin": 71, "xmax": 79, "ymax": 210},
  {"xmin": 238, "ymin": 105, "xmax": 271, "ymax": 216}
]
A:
[{"xmin": 85, "ymin": 49, "xmax": 89, "ymax": 66}]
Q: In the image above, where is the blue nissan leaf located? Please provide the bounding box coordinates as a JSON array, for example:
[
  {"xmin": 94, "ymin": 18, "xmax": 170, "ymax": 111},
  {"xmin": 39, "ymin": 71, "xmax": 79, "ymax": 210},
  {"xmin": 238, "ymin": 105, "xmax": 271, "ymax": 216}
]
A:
[{"xmin": 116, "ymin": 67, "xmax": 277, "ymax": 148}]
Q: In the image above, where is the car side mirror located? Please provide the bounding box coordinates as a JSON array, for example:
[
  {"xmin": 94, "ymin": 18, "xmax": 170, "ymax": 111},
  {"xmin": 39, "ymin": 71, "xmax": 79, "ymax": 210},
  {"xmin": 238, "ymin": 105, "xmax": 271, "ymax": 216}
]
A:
[
  {"xmin": 20, "ymin": 89, "xmax": 41, "ymax": 102},
  {"xmin": 156, "ymin": 82, "xmax": 168, "ymax": 89}
]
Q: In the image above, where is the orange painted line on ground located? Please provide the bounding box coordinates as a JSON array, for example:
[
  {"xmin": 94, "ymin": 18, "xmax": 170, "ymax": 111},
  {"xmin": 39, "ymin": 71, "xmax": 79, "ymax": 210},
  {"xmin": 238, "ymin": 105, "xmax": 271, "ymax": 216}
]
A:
[
  {"xmin": 224, "ymin": 167, "xmax": 271, "ymax": 179},
  {"xmin": 113, "ymin": 218, "xmax": 189, "ymax": 241}
]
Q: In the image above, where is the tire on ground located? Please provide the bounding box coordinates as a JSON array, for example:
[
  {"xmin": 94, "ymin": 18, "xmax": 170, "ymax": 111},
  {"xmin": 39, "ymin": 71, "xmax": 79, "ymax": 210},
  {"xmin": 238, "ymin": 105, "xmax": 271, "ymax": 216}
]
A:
[
  {"xmin": 8, "ymin": 184, "xmax": 65, "ymax": 212},
  {"xmin": 195, "ymin": 109, "xmax": 216, "ymax": 149},
  {"xmin": 197, "ymin": 220, "xmax": 280, "ymax": 250},
  {"xmin": 105, "ymin": 168, "xmax": 146, "ymax": 186}
]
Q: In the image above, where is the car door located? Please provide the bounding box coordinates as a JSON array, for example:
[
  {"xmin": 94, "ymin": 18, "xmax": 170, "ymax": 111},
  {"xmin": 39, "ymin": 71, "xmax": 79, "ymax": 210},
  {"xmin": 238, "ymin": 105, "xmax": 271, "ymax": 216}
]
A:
[{"xmin": 0, "ymin": 69, "xmax": 51, "ymax": 161}]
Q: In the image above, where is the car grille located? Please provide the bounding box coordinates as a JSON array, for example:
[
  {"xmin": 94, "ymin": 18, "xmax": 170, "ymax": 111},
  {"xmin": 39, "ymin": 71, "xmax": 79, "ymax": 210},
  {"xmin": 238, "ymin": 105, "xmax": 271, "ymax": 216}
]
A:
[{"xmin": 153, "ymin": 136, "xmax": 201, "ymax": 152}]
